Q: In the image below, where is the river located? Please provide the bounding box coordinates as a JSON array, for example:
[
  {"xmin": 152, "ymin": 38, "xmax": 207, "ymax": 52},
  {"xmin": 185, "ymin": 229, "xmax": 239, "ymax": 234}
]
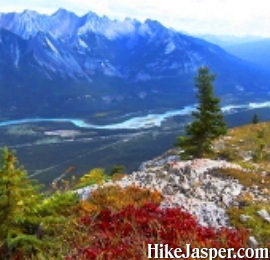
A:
[{"xmin": 1, "ymin": 101, "xmax": 270, "ymax": 129}]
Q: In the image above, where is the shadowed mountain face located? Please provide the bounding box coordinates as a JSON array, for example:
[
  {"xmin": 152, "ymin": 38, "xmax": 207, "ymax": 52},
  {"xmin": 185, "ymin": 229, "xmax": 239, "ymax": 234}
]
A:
[{"xmin": 0, "ymin": 9, "xmax": 270, "ymax": 119}]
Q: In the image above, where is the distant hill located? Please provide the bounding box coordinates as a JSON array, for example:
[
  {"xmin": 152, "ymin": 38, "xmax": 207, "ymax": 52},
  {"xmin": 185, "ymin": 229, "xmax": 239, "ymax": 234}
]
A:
[
  {"xmin": 194, "ymin": 34, "xmax": 263, "ymax": 48},
  {"xmin": 225, "ymin": 39, "xmax": 270, "ymax": 69}
]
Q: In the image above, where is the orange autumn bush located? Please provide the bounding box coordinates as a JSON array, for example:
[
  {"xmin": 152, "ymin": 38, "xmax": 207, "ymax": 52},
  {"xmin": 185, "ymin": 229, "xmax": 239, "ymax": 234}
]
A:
[
  {"xmin": 80, "ymin": 185, "xmax": 162, "ymax": 215},
  {"xmin": 111, "ymin": 172, "xmax": 126, "ymax": 182}
]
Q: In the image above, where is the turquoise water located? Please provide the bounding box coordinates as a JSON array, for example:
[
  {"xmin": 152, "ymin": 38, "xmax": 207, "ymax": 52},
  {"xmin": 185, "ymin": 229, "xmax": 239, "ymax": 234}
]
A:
[{"xmin": 0, "ymin": 101, "xmax": 270, "ymax": 130}]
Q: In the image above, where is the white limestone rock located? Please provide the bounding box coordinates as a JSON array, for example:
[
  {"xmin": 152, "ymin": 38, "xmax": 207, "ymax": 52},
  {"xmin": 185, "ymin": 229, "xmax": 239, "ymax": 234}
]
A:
[
  {"xmin": 257, "ymin": 209, "xmax": 270, "ymax": 223},
  {"xmin": 248, "ymin": 236, "xmax": 259, "ymax": 249},
  {"xmin": 239, "ymin": 214, "xmax": 251, "ymax": 223}
]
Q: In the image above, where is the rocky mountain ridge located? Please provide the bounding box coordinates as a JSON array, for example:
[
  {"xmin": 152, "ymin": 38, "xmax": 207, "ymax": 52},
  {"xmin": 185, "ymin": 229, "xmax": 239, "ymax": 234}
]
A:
[
  {"xmin": 0, "ymin": 9, "xmax": 270, "ymax": 118},
  {"xmin": 0, "ymin": 10, "xmax": 238, "ymax": 80}
]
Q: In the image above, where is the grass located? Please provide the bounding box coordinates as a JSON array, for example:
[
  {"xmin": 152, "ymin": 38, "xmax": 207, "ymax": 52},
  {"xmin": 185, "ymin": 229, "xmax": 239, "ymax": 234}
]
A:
[
  {"xmin": 213, "ymin": 122, "xmax": 270, "ymax": 247},
  {"xmin": 217, "ymin": 168, "xmax": 270, "ymax": 191},
  {"xmin": 215, "ymin": 122, "xmax": 270, "ymax": 172},
  {"xmin": 228, "ymin": 202, "xmax": 270, "ymax": 247},
  {"xmin": 212, "ymin": 122, "xmax": 270, "ymax": 193}
]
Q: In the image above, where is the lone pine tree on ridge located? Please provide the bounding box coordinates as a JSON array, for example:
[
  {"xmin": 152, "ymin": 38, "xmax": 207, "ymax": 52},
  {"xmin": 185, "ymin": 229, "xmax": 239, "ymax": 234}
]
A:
[{"xmin": 176, "ymin": 67, "xmax": 227, "ymax": 159}]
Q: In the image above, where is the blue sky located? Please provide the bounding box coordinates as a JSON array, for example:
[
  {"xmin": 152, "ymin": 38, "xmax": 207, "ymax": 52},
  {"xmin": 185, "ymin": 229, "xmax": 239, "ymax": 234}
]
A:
[{"xmin": 1, "ymin": 0, "xmax": 270, "ymax": 37}]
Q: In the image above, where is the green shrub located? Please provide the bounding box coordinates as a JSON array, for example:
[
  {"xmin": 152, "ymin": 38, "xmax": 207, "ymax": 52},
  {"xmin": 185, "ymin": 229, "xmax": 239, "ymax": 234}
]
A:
[{"xmin": 75, "ymin": 168, "xmax": 109, "ymax": 189}]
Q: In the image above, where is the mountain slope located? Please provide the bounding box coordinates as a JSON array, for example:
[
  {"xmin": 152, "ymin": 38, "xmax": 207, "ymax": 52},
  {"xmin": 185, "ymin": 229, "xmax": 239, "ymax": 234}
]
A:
[
  {"xmin": 196, "ymin": 34, "xmax": 263, "ymax": 48},
  {"xmin": 0, "ymin": 9, "xmax": 270, "ymax": 118},
  {"xmin": 225, "ymin": 39, "xmax": 270, "ymax": 69}
]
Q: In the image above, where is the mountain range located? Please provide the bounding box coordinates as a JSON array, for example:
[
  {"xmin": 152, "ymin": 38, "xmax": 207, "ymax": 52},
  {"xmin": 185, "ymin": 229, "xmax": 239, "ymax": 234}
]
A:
[
  {"xmin": 225, "ymin": 38, "xmax": 270, "ymax": 69},
  {"xmin": 0, "ymin": 9, "xmax": 270, "ymax": 119},
  {"xmin": 195, "ymin": 34, "xmax": 264, "ymax": 48}
]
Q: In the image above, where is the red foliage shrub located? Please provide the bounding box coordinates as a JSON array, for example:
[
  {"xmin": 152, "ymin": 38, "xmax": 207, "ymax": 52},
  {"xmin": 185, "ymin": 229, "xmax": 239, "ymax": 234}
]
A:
[{"xmin": 65, "ymin": 203, "xmax": 252, "ymax": 260}]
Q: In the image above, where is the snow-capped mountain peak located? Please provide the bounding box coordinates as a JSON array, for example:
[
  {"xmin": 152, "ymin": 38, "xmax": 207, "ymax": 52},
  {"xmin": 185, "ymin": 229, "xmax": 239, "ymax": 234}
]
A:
[
  {"xmin": 78, "ymin": 13, "xmax": 137, "ymax": 40},
  {"xmin": 0, "ymin": 10, "xmax": 50, "ymax": 39}
]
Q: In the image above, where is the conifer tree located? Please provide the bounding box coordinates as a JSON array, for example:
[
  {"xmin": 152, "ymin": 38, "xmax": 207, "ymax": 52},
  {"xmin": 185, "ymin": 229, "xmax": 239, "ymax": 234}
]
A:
[
  {"xmin": 176, "ymin": 67, "xmax": 227, "ymax": 158},
  {"xmin": 252, "ymin": 113, "xmax": 259, "ymax": 124},
  {"xmin": 0, "ymin": 147, "xmax": 43, "ymax": 256}
]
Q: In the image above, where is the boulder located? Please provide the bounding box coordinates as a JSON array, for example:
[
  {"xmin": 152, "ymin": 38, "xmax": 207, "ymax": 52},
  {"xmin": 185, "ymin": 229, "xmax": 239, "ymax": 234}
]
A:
[
  {"xmin": 239, "ymin": 214, "xmax": 251, "ymax": 223},
  {"xmin": 248, "ymin": 236, "xmax": 259, "ymax": 249},
  {"xmin": 257, "ymin": 209, "xmax": 270, "ymax": 223}
]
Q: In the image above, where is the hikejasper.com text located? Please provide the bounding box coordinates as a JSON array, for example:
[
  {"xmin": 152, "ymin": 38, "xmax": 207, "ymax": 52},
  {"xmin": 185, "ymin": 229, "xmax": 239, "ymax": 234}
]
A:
[{"xmin": 148, "ymin": 244, "xmax": 269, "ymax": 259}]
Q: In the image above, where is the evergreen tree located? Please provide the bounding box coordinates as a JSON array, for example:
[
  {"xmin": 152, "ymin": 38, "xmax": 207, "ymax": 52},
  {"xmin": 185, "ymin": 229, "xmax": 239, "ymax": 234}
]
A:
[
  {"xmin": 176, "ymin": 67, "xmax": 227, "ymax": 158},
  {"xmin": 252, "ymin": 113, "xmax": 259, "ymax": 124},
  {"xmin": 110, "ymin": 165, "xmax": 126, "ymax": 175},
  {"xmin": 0, "ymin": 147, "xmax": 80, "ymax": 259},
  {"xmin": 0, "ymin": 147, "xmax": 43, "ymax": 256}
]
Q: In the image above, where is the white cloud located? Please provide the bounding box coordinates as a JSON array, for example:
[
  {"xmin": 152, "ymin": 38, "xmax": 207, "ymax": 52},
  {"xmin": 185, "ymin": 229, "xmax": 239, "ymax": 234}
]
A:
[{"xmin": 1, "ymin": 0, "xmax": 270, "ymax": 36}]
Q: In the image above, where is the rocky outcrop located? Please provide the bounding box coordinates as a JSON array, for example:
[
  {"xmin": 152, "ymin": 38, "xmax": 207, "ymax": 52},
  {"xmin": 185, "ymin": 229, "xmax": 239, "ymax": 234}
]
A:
[
  {"xmin": 111, "ymin": 158, "xmax": 244, "ymax": 228},
  {"xmin": 76, "ymin": 149, "xmax": 267, "ymax": 230}
]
